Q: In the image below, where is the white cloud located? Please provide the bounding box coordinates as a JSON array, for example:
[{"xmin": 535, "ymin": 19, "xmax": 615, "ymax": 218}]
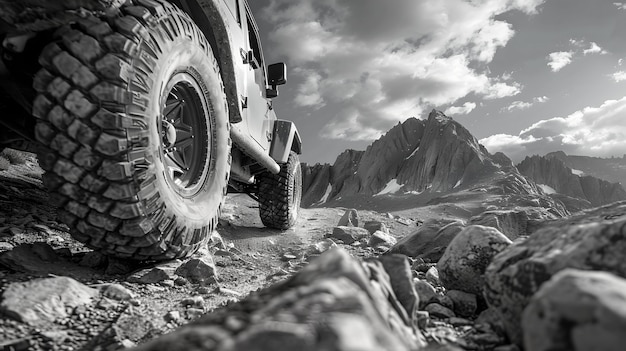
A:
[
  {"xmin": 481, "ymin": 97, "xmax": 626, "ymax": 162},
  {"xmin": 293, "ymin": 69, "xmax": 325, "ymax": 108},
  {"xmin": 547, "ymin": 51, "xmax": 574, "ymax": 72},
  {"xmin": 484, "ymin": 81, "xmax": 522, "ymax": 99},
  {"xmin": 614, "ymin": 2, "xmax": 626, "ymax": 10},
  {"xmin": 583, "ymin": 42, "xmax": 607, "ymax": 55},
  {"xmin": 548, "ymin": 40, "xmax": 607, "ymax": 73},
  {"xmin": 445, "ymin": 102, "xmax": 477, "ymax": 115},
  {"xmin": 261, "ymin": 0, "xmax": 545, "ymax": 141},
  {"xmin": 502, "ymin": 96, "xmax": 549, "ymax": 112},
  {"xmin": 611, "ymin": 71, "xmax": 626, "ymax": 82},
  {"xmin": 505, "ymin": 101, "xmax": 533, "ymax": 112}
]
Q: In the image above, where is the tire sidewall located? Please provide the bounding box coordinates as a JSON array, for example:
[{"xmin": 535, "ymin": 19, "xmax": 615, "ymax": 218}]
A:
[
  {"xmin": 288, "ymin": 155, "xmax": 303, "ymax": 224},
  {"xmin": 143, "ymin": 38, "xmax": 229, "ymax": 227}
]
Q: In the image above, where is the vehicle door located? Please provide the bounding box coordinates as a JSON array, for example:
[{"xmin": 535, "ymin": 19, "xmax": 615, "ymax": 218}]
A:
[{"xmin": 242, "ymin": 2, "xmax": 271, "ymax": 150}]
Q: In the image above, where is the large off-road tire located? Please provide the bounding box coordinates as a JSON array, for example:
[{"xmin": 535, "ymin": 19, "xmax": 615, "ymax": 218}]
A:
[
  {"xmin": 257, "ymin": 151, "xmax": 302, "ymax": 229},
  {"xmin": 31, "ymin": 0, "xmax": 231, "ymax": 260}
]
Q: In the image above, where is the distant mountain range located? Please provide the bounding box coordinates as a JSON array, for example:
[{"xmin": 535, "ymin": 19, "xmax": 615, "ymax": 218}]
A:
[
  {"xmin": 303, "ymin": 110, "xmax": 545, "ymax": 208},
  {"xmin": 517, "ymin": 154, "xmax": 626, "ymax": 210},
  {"xmin": 301, "ymin": 110, "xmax": 625, "ymax": 213},
  {"xmin": 542, "ymin": 151, "xmax": 626, "ymax": 190}
]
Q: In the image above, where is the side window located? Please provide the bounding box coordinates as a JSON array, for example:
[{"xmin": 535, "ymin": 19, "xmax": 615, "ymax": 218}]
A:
[
  {"xmin": 225, "ymin": 0, "xmax": 241, "ymax": 25},
  {"xmin": 248, "ymin": 15, "xmax": 263, "ymax": 69},
  {"xmin": 246, "ymin": 12, "xmax": 264, "ymax": 77}
]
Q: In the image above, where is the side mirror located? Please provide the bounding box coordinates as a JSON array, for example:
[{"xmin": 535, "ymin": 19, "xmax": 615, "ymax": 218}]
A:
[{"xmin": 268, "ymin": 62, "xmax": 287, "ymax": 86}]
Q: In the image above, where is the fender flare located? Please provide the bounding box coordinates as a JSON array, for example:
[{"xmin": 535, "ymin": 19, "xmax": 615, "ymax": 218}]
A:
[
  {"xmin": 176, "ymin": 0, "xmax": 243, "ymax": 123},
  {"xmin": 270, "ymin": 120, "xmax": 302, "ymax": 164}
]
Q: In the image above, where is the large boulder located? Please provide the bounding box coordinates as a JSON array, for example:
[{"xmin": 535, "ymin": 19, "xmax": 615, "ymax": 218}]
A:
[
  {"xmin": 131, "ymin": 248, "xmax": 426, "ymax": 351},
  {"xmin": 468, "ymin": 207, "xmax": 558, "ymax": 240},
  {"xmin": 0, "ymin": 276, "xmax": 98, "ymax": 325},
  {"xmin": 389, "ymin": 218, "xmax": 465, "ymax": 261},
  {"xmin": 328, "ymin": 226, "xmax": 370, "ymax": 244},
  {"xmin": 437, "ymin": 225, "xmax": 512, "ymax": 295},
  {"xmin": 522, "ymin": 269, "xmax": 626, "ymax": 351},
  {"xmin": 484, "ymin": 201, "xmax": 626, "ymax": 346}
]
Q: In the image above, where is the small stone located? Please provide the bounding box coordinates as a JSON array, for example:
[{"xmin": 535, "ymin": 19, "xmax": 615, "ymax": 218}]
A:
[
  {"xmin": 181, "ymin": 296, "xmax": 205, "ymax": 309},
  {"xmin": 176, "ymin": 256, "xmax": 218, "ymax": 285},
  {"xmin": 337, "ymin": 209, "xmax": 358, "ymax": 227},
  {"xmin": 164, "ymin": 311, "xmax": 181, "ymax": 323},
  {"xmin": 281, "ymin": 253, "xmax": 297, "ymax": 261},
  {"xmin": 424, "ymin": 303, "xmax": 456, "ymax": 319},
  {"xmin": 446, "ymin": 290, "xmax": 477, "ymax": 318},
  {"xmin": 186, "ymin": 308, "xmax": 204, "ymax": 320},
  {"xmin": 98, "ymin": 283, "xmax": 134, "ymax": 301},
  {"xmin": 127, "ymin": 260, "xmax": 180, "ymax": 284},
  {"xmin": 308, "ymin": 239, "xmax": 338, "ymax": 255},
  {"xmin": 218, "ymin": 287, "xmax": 241, "ymax": 297},
  {"xmin": 96, "ymin": 297, "xmax": 118, "ymax": 310},
  {"xmin": 368, "ymin": 230, "xmax": 397, "ymax": 247},
  {"xmin": 364, "ymin": 221, "xmax": 388, "ymax": 234},
  {"xmin": 425, "ymin": 266, "xmax": 441, "ymax": 286},
  {"xmin": 174, "ymin": 277, "xmax": 188, "ymax": 286},
  {"xmin": 414, "ymin": 279, "xmax": 438, "ymax": 309},
  {"xmin": 412, "ymin": 258, "xmax": 430, "ymax": 273},
  {"xmin": 328, "ymin": 226, "xmax": 370, "ymax": 244}
]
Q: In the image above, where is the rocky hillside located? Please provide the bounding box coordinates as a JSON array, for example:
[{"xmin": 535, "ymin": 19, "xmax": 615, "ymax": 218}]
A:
[
  {"xmin": 517, "ymin": 154, "xmax": 626, "ymax": 208},
  {"xmin": 546, "ymin": 151, "xmax": 626, "ymax": 189},
  {"xmin": 303, "ymin": 110, "xmax": 527, "ymax": 207}
]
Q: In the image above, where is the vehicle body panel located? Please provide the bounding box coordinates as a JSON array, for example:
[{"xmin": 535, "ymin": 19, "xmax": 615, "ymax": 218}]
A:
[{"xmin": 0, "ymin": 0, "xmax": 300, "ymax": 172}]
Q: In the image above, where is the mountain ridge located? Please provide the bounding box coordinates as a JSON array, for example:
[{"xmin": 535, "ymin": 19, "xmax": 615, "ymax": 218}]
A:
[{"xmin": 302, "ymin": 110, "xmax": 542, "ymax": 208}]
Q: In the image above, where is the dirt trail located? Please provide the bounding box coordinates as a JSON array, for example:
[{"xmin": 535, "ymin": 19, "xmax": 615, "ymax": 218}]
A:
[{"xmin": 0, "ymin": 151, "xmax": 435, "ymax": 350}]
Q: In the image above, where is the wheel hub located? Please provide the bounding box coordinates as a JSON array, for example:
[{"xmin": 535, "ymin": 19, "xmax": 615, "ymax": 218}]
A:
[
  {"xmin": 161, "ymin": 120, "xmax": 178, "ymax": 148},
  {"xmin": 159, "ymin": 73, "xmax": 211, "ymax": 196}
]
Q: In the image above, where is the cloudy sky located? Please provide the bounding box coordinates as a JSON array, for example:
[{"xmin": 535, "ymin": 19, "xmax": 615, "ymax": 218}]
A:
[{"xmin": 249, "ymin": 0, "xmax": 626, "ymax": 164}]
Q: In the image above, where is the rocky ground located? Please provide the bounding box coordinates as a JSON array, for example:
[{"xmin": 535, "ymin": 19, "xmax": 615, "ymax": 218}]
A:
[
  {"xmin": 2, "ymin": 148, "xmax": 626, "ymax": 351},
  {"xmin": 0, "ymin": 150, "xmax": 500, "ymax": 350}
]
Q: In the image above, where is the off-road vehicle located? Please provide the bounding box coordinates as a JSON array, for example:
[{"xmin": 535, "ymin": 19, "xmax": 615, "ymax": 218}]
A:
[{"xmin": 0, "ymin": 0, "xmax": 303, "ymax": 260}]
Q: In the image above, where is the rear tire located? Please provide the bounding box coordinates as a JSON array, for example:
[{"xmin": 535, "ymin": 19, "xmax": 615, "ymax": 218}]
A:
[
  {"xmin": 32, "ymin": 0, "xmax": 230, "ymax": 260},
  {"xmin": 257, "ymin": 151, "xmax": 302, "ymax": 229}
]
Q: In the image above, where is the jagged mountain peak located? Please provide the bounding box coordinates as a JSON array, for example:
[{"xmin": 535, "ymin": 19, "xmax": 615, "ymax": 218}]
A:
[
  {"xmin": 302, "ymin": 110, "xmax": 530, "ymax": 207},
  {"xmin": 427, "ymin": 109, "xmax": 452, "ymax": 124}
]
